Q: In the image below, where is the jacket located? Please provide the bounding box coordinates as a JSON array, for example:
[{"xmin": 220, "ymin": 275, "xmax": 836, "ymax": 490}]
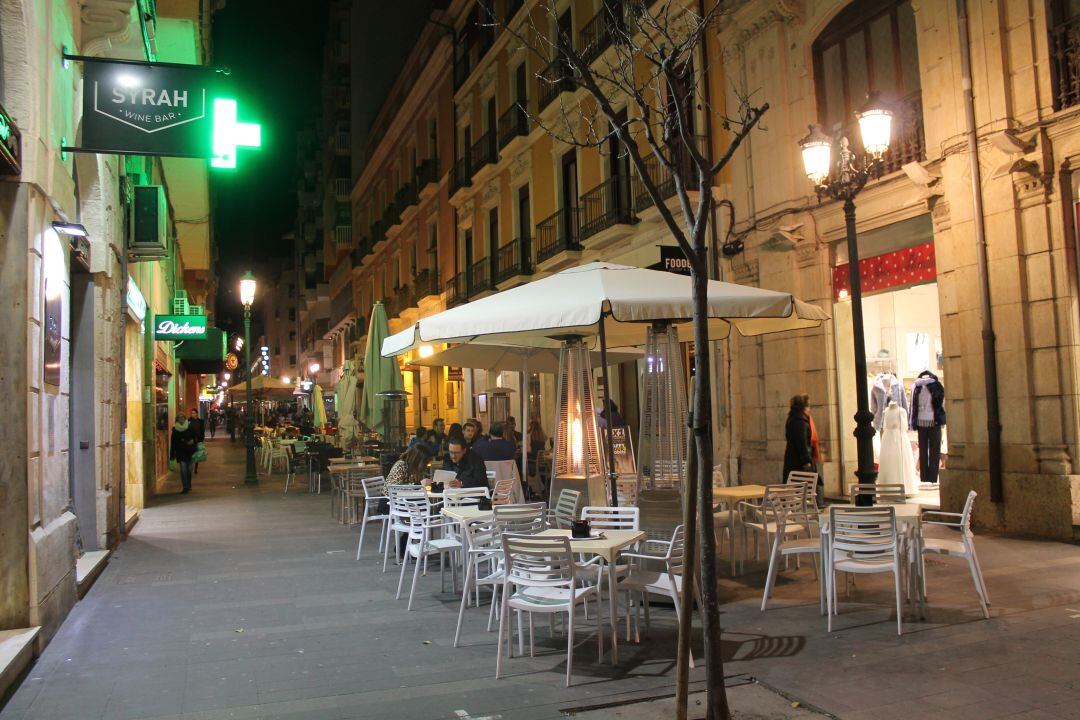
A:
[
  {"xmin": 909, "ymin": 372, "xmax": 946, "ymax": 429},
  {"xmin": 870, "ymin": 373, "xmax": 907, "ymax": 431},
  {"xmin": 475, "ymin": 436, "xmax": 517, "ymax": 462},
  {"xmin": 170, "ymin": 421, "xmax": 199, "ymax": 462},
  {"xmin": 782, "ymin": 411, "xmax": 813, "ymax": 481},
  {"xmin": 443, "ymin": 449, "xmax": 488, "ymax": 488}
]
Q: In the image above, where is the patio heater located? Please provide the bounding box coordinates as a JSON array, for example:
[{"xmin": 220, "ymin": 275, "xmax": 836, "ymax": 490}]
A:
[
  {"xmin": 637, "ymin": 322, "xmax": 688, "ymax": 494},
  {"xmin": 549, "ymin": 337, "xmax": 610, "ymax": 507},
  {"xmin": 376, "ymin": 389, "xmax": 410, "ymax": 451},
  {"xmin": 481, "ymin": 385, "xmax": 516, "ymax": 426}
]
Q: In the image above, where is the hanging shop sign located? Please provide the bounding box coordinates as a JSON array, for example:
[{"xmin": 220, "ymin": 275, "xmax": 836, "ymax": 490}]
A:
[
  {"xmin": 447, "ymin": 367, "xmax": 464, "ymax": 382},
  {"xmin": 648, "ymin": 245, "xmax": 692, "ymax": 276},
  {"xmin": 154, "ymin": 314, "xmax": 207, "ymax": 340},
  {"xmin": 68, "ymin": 56, "xmax": 261, "ymax": 168},
  {"xmin": 832, "ymin": 241, "xmax": 936, "ymax": 300},
  {"xmin": 225, "ymin": 352, "xmax": 239, "ymax": 371},
  {"xmin": 0, "ymin": 101, "xmax": 22, "ymax": 175},
  {"xmin": 604, "ymin": 425, "xmax": 637, "ymax": 478}
]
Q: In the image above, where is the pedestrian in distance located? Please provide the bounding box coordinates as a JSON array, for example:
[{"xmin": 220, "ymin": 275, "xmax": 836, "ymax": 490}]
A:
[
  {"xmin": 226, "ymin": 409, "xmax": 237, "ymax": 442},
  {"xmin": 783, "ymin": 394, "xmax": 823, "ymax": 505},
  {"xmin": 188, "ymin": 409, "xmax": 205, "ymax": 475},
  {"xmin": 208, "ymin": 410, "xmax": 218, "ymax": 439},
  {"xmin": 170, "ymin": 414, "xmax": 200, "ymax": 494}
]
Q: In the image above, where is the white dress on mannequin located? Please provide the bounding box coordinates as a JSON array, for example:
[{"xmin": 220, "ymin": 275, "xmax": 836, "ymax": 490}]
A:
[{"xmin": 878, "ymin": 400, "xmax": 918, "ymax": 496}]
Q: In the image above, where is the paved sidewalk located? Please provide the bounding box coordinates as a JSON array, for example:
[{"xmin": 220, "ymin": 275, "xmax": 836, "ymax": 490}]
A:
[{"xmin": 2, "ymin": 439, "xmax": 1079, "ymax": 719}]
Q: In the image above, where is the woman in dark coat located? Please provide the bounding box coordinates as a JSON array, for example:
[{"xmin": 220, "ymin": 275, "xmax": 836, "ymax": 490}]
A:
[
  {"xmin": 782, "ymin": 394, "xmax": 815, "ymax": 484},
  {"xmin": 170, "ymin": 415, "xmax": 200, "ymax": 494}
]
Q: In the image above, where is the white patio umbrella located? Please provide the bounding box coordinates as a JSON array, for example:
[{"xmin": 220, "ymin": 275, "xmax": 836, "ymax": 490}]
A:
[
  {"xmin": 409, "ymin": 343, "xmax": 643, "ymax": 480},
  {"xmin": 383, "ymin": 262, "xmax": 829, "ymax": 505}
]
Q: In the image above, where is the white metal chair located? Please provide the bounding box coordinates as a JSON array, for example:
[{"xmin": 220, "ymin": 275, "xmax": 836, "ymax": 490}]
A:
[
  {"xmin": 619, "ymin": 524, "xmax": 691, "ymax": 665},
  {"xmin": 917, "ymin": 490, "xmax": 989, "ymax": 619},
  {"xmin": 760, "ymin": 489, "xmax": 824, "ymax": 612},
  {"xmin": 826, "ymin": 506, "xmax": 905, "ymax": 635},
  {"xmin": 356, "ymin": 476, "xmax": 388, "ymax": 558},
  {"xmin": 454, "ymin": 518, "xmax": 504, "ymax": 647},
  {"xmin": 383, "ymin": 485, "xmax": 427, "ymax": 573},
  {"xmin": 848, "ymin": 483, "xmax": 906, "ymax": 504},
  {"xmin": 397, "ymin": 496, "xmax": 462, "ymax": 610},
  {"xmin": 551, "ymin": 488, "xmax": 581, "ymax": 529},
  {"xmin": 496, "ymin": 533, "xmax": 604, "ymax": 687}
]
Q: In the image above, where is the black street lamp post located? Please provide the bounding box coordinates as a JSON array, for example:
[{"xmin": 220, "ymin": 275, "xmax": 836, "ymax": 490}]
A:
[
  {"xmin": 800, "ymin": 93, "xmax": 893, "ymax": 506},
  {"xmin": 240, "ymin": 271, "xmax": 258, "ymax": 484}
]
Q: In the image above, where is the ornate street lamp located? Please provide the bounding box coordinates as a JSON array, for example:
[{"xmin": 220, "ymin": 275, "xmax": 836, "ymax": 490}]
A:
[
  {"xmin": 239, "ymin": 270, "xmax": 258, "ymax": 484},
  {"xmin": 799, "ymin": 92, "xmax": 893, "ymax": 505}
]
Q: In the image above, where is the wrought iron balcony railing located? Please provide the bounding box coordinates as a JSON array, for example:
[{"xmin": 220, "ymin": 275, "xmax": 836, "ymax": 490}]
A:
[
  {"xmin": 535, "ymin": 207, "xmax": 582, "ymax": 264},
  {"xmin": 497, "ymin": 104, "xmax": 529, "ymax": 149},
  {"xmin": 495, "ymin": 237, "xmax": 532, "ymax": 283},
  {"xmin": 538, "ymin": 58, "xmax": 575, "ymax": 111},
  {"xmin": 414, "ymin": 269, "xmax": 440, "ymax": 300},
  {"xmin": 579, "ymin": 175, "xmax": 636, "ymax": 240},
  {"xmin": 333, "ymin": 225, "xmax": 352, "ymax": 247},
  {"xmin": 415, "ymin": 158, "xmax": 440, "ymax": 190},
  {"xmin": 469, "ymin": 256, "xmax": 493, "ymax": 296},
  {"xmin": 451, "ymin": 154, "xmax": 472, "ymax": 193},
  {"xmin": 469, "ymin": 131, "xmax": 498, "ymax": 176},
  {"xmin": 446, "ymin": 272, "xmax": 468, "ymax": 307}
]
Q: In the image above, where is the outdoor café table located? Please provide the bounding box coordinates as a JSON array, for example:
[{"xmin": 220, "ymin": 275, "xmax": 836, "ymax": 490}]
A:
[
  {"xmin": 536, "ymin": 527, "xmax": 646, "ymax": 664},
  {"xmin": 818, "ymin": 502, "xmax": 926, "ymax": 619},
  {"xmin": 712, "ymin": 484, "xmax": 768, "ymax": 577},
  {"xmin": 441, "ymin": 505, "xmax": 493, "ymax": 524}
]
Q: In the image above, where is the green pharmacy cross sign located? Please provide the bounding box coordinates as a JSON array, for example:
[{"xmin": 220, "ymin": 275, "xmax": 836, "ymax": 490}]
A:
[
  {"xmin": 66, "ymin": 55, "xmax": 261, "ymax": 170},
  {"xmin": 154, "ymin": 314, "xmax": 207, "ymax": 340}
]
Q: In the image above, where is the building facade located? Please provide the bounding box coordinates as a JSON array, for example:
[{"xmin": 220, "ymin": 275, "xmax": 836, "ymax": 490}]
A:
[{"xmin": 0, "ymin": 0, "xmax": 216, "ymax": 680}]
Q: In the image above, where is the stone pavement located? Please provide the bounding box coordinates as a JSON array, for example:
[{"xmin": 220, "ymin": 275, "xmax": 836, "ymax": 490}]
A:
[{"xmin": 1, "ymin": 438, "xmax": 1079, "ymax": 719}]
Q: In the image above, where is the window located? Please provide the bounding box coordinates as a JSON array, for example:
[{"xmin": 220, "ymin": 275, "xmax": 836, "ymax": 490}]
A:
[
  {"xmin": 289, "ymin": 355, "xmax": 297, "ymax": 366},
  {"xmin": 813, "ymin": 0, "xmax": 923, "ymax": 171},
  {"xmin": 288, "ymin": 308, "xmax": 296, "ymax": 321},
  {"xmin": 428, "ymin": 222, "xmax": 438, "ymax": 274},
  {"xmin": 488, "ymin": 206, "xmax": 499, "ymax": 256},
  {"xmin": 517, "ymin": 184, "xmax": 531, "ymax": 240},
  {"xmin": 1051, "ymin": 0, "xmax": 1080, "ymax": 109}
]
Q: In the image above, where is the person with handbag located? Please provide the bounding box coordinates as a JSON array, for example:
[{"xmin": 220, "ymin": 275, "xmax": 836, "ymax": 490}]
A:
[
  {"xmin": 188, "ymin": 409, "xmax": 206, "ymax": 475},
  {"xmin": 170, "ymin": 414, "xmax": 200, "ymax": 494}
]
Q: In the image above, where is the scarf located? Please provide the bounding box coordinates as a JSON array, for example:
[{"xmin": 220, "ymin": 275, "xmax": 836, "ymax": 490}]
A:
[
  {"xmin": 175, "ymin": 418, "xmax": 190, "ymax": 432},
  {"xmin": 806, "ymin": 411, "xmax": 820, "ymax": 464}
]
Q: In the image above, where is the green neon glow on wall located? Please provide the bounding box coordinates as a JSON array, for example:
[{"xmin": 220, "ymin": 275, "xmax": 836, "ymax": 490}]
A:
[
  {"xmin": 211, "ymin": 98, "xmax": 262, "ymax": 170},
  {"xmin": 0, "ymin": 116, "xmax": 10, "ymax": 142}
]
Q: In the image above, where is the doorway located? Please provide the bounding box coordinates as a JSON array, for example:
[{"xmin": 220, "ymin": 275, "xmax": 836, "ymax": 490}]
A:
[{"xmin": 69, "ymin": 271, "xmax": 97, "ymax": 551}]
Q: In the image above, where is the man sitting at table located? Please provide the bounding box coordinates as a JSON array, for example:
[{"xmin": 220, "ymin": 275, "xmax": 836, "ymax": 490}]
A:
[
  {"xmin": 474, "ymin": 422, "xmax": 517, "ymax": 462},
  {"xmin": 443, "ymin": 438, "xmax": 488, "ymax": 488}
]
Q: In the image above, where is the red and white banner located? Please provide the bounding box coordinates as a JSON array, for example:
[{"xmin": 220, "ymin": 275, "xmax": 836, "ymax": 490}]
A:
[{"xmin": 833, "ymin": 241, "xmax": 936, "ymax": 299}]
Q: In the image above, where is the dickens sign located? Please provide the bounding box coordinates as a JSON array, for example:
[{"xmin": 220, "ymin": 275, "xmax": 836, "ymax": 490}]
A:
[
  {"xmin": 154, "ymin": 314, "xmax": 208, "ymax": 341},
  {"xmin": 73, "ymin": 57, "xmax": 261, "ymax": 167}
]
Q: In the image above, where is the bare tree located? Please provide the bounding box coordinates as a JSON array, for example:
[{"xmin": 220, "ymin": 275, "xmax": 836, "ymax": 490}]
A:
[{"xmin": 482, "ymin": 2, "xmax": 768, "ymax": 717}]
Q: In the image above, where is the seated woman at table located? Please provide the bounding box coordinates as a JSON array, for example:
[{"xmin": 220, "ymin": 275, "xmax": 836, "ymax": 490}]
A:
[
  {"xmin": 386, "ymin": 444, "xmax": 434, "ymax": 486},
  {"xmin": 443, "ymin": 438, "xmax": 488, "ymax": 488}
]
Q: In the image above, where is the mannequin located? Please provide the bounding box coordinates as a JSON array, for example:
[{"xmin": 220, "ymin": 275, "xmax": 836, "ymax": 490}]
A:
[
  {"xmin": 871, "ymin": 372, "xmax": 907, "ymax": 432},
  {"xmin": 909, "ymin": 370, "xmax": 946, "ymax": 484},
  {"xmin": 878, "ymin": 400, "xmax": 918, "ymax": 495}
]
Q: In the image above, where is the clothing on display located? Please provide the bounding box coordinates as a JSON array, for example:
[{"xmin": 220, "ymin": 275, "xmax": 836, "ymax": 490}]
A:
[
  {"xmin": 878, "ymin": 401, "xmax": 919, "ymax": 495},
  {"xmin": 871, "ymin": 372, "xmax": 907, "ymax": 432},
  {"xmin": 909, "ymin": 371, "xmax": 946, "ymax": 484}
]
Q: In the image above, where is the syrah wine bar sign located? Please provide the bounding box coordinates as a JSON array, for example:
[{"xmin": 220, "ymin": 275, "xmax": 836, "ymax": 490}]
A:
[{"xmin": 155, "ymin": 314, "xmax": 207, "ymax": 340}]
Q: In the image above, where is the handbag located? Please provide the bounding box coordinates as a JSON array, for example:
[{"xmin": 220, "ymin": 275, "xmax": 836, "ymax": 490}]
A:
[
  {"xmin": 168, "ymin": 459, "xmax": 177, "ymax": 472},
  {"xmin": 191, "ymin": 442, "xmax": 208, "ymax": 464}
]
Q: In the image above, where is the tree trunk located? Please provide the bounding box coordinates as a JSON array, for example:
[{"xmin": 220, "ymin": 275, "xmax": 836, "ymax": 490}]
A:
[
  {"xmin": 675, "ymin": 428, "xmax": 698, "ymax": 720},
  {"xmin": 692, "ymin": 251, "xmax": 729, "ymax": 719}
]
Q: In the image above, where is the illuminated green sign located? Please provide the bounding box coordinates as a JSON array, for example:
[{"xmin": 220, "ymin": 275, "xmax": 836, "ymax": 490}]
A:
[
  {"xmin": 154, "ymin": 314, "xmax": 207, "ymax": 340},
  {"xmin": 211, "ymin": 98, "xmax": 262, "ymax": 169}
]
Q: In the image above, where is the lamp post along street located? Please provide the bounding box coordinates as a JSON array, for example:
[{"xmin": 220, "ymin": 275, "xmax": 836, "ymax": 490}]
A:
[
  {"xmin": 240, "ymin": 271, "xmax": 258, "ymax": 484},
  {"xmin": 799, "ymin": 93, "xmax": 893, "ymax": 506}
]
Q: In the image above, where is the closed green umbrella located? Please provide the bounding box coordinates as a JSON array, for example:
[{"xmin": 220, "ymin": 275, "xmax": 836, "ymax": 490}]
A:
[
  {"xmin": 359, "ymin": 301, "xmax": 404, "ymax": 439},
  {"xmin": 312, "ymin": 383, "xmax": 327, "ymax": 430}
]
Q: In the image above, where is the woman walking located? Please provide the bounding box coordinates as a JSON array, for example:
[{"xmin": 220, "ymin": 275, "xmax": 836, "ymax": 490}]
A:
[{"xmin": 170, "ymin": 414, "xmax": 200, "ymax": 494}]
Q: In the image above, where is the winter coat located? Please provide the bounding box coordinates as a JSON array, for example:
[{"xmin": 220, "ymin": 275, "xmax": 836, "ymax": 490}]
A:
[
  {"xmin": 871, "ymin": 373, "xmax": 908, "ymax": 431},
  {"xmin": 909, "ymin": 372, "xmax": 946, "ymax": 429},
  {"xmin": 782, "ymin": 411, "xmax": 814, "ymax": 482},
  {"xmin": 170, "ymin": 420, "xmax": 199, "ymax": 463}
]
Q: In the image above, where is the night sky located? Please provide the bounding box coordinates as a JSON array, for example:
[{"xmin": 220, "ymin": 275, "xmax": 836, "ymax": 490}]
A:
[{"xmin": 210, "ymin": 0, "xmax": 330, "ymax": 333}]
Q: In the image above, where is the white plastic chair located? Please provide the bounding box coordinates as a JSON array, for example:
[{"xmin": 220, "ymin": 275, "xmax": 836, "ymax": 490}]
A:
[
  {"xmin": 552, "ymin": 488, "xmax": 581, "ymax": 529},
  {"xmin": 738, "ymin": 484, "xmax": 807, "ymax": 563},
  {"xmin": 917, "ymin": 490, "xmax": 989, "ymax": 619},
  {"xmin": 266, "ymin": 439, "xmax": 290, "ymax": 475},
  {"xmin": 848, "ymin": 483, "xmax": 906, "ymax": 504},
  {"xmin": 496, "ymin": 533, "xmax": 604, "ymax": 687},
  {"xmin": 760, "ymin": 488, "xmax": 824, "ymax": 612},
  {"xmin": 396, "ymin": 496, "xmax": 462, "ymax": 610},
  {"xmin": 711, "ymin": 467, "xmax": 734, "ymax": 557},
  {"xmin": 787, "ymin": 470, "xmax": 821, "ymax": 509},
  {"xmin": 356, "ymin": 476, "xmax": 388, "ymax": 558},
  {"xmin": 454, "ymin": 518, "xmax": 504, "ymax": 647},
  {"xmin": 493, "ymin": 502, "xmax": 546, "ymax": 535},
  {"xmin": 383, "ymin": 485, "xmax": 427, "ymax": 573},
  {"xmin": 826, "ymin": 506, "xmax": 905, "ymax": 635},
  {"xmin": 619, "ymin": 524, "xmax": 692, "ymax": 665},
  {"xmin": 491, "ymin": 478, "xmax": 517, "ymax": 505},
  {"xmin": 444, "ymin": 487, "xmax": 491, "ymax": 507}
]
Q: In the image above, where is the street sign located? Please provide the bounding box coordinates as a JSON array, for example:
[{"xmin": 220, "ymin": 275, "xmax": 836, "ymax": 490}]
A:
[
  {"xmin": 73, "ymin": 57, "xmax": 261, "ymax": 168},
  {"xmin": 154, "ymin": 314, "xmax": 207, "ymax": 340}
]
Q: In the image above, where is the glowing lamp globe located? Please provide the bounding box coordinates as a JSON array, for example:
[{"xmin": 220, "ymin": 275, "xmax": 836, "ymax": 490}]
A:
[
  {"xmin": 239, "ymin": 271, "xmax": 257, "ymax": 307},
  {"xmin": 856, "ymin": 93, "xmax": 893, "ymax": 158},
  {"xmin": 799, "ymin": 125, "xmax": 832, "ymax": 186}
]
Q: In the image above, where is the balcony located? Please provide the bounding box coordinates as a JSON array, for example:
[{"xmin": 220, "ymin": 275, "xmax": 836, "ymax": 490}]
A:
[
  {"xmin": 468, "ymin": 256, "xmax": 493, "ymax": 297},
  {"xmin": 395, "ymin": 181, "xmax": 419, "ymax": 217},
  {"xmin": 579, "ymin": 8, "xmax": 617, "ymax": 65},
  {"xmin": 333, "ymin": 177, "xmax": 351, "ymax": 198},
  {"xmin": 631, "ymin": 136, "xmax": 706, "ymax": 213},
  {"xmin": 331, "ymin": 131, "xmax": 350, "ymax": 153},
  {"xmin": 495, "ymin": 237, "xmax": 532, "ymax": 283},
  {"xmin": 538, "ymin": 58, "xmax": 575, "ymax": 112},
  {"xmin": 446, "ymin": 272, "xmax": 468, "ymax": 307},
  {"xmin": 497, "ymin": 104, "xmax": 529, "ymax": 150},
  {"xmin": 333, "ymin": 225, "xmax": 352, "ymax": 247},
  {"xmin": 415, "ymin": 158, "xmax": 440, "ymax": 193},
  {"xmin": 881, "ymin": 92, "xmax": 925, "ymax": 176},
  {"xmin": 451, "ymin": 154, "xmax": 472, "ymax": 194},
  {"xmin": 329, "ymin": 282, "xmax": 354, "ymax": 329},
  {"xmin": 414, "ymin": 268, "xmax": 440, "ymax": 300},
  {"xmin": 1052, "ymin": 15, "xmax": 1080, "ymax": 109},
  {"xmin": 469, "ymin": 131, "xmax": 497, "ymax": 177},
  {"xmin": 395, "ymin": 284, "xmax": 416, "ymax": 315},
  {"xmin": 535, "ymin": 207, "xmax": 581, "ymax": 264},
  {"xmin": 579, "ymin": 175, "xmax": 636, "ymax": 240}
]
